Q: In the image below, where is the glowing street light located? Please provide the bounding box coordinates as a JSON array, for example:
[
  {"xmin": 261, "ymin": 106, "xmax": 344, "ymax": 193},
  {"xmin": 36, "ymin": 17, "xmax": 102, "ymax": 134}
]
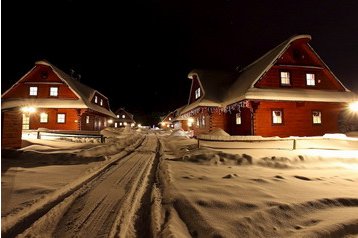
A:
[
  {"xmin": 349, "ymin": 101, "xmax": 358, "ymax": 112},
  {"xmin": 108, "ymin": 119, "xmax": 114, "ymax": 124}
]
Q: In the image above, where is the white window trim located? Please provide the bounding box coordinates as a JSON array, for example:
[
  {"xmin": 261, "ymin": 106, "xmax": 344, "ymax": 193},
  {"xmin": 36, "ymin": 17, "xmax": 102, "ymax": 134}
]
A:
[
  {"xmin": 40, "ymin": 113, "xmax": 48, "ymax": 123},
  {"xmin": 86, "ymin": 116, "xmax": 90, "ymax": 124},
  {"xmin": 236, "ymin": 112, "xmax": 241, "ymax": 125},
  {"xmin": 95, "ymin": 96, "xmax": 98, "ymax": 103},
  {"xmin": 100, "ymin": 99, "xmax": 103, "ymax": 106},
  {"xmin": 306, "ymin": 73, "xmax": 315, "ymax": 86},
  {"xmin": 29, "ymin": 86, "xmax": 38, "ymax": 96},
  {"xmin": 272, "ymin": 110, "xmax": 283, "ymax": 124},
  {"xmin": 280, "ymin": 71, "xmax": 290, "ymax": 85},
  {"xmin": 57, "ymin": 113, "xmax": 66, "ymax": 123},
  {"xmin": 50, "ymin": 87, "xmax": 58, "ymax": 96},
  {"xmin": 312, "ymin": 111, "xmax": 322, "ymax": 124},
  {"xmin": 195, "ymin": 88, "xmax": 201, "ymax": 99}
]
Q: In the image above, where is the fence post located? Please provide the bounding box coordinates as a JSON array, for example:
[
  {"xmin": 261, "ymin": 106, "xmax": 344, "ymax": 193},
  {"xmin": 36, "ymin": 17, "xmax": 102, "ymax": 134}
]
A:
[
  {"xmin": 101, "ymin": 136, "xmax": 105, "ymax": 143},
  {"xmin": 292, "ymin": 139, "xmax": 296, "ymax": 150},
  {"xmin": 197, "ymin": 138, "xmax": 200, "ymax": 148},
  {"xmin": 37, "ymin": 131, "xmax": 41, "ymax": 139}
]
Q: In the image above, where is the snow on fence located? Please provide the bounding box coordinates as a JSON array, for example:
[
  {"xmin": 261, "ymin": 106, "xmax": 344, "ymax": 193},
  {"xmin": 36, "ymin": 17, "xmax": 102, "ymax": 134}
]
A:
[
  {"xmin": 197, "ymin": 134, "xmax": 358, "ymax": 150},
  {"xmin": 36, "ymin": 130, "xmax": 105, "ymax": 143}
]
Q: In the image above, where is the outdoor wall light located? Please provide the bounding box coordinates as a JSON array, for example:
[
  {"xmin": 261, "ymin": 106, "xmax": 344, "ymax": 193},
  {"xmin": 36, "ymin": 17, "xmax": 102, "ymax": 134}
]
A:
[
  {"xmin": 349, "ymin": 101, "xmax": 358, "ymax": 112},
  {"xmin": 21, "ymin": 106, "xmax": 36, "ymax": 113}
]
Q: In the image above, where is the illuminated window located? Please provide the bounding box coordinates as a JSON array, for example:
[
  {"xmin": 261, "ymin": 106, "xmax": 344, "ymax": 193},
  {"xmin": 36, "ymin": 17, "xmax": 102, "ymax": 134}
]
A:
[
  {"xmin": 22, "ymin": 114, "xmax": 30, "ymax": 129},
  {"xmin": 195, "ymin": 88, "xmax": 201, "ymax": 99},
  {"xmin": 306, "ymin": 73, "xmax": 315, "ymax": 86},
  {"xmin": 280, "ymin": 72, "xmax": 290, "ymax": 85},
  {"xmin": 104, "ymin": 119, "xmax": 107, "ymax": 127},
  {"xmin": 312, "ymin": 111, "xmax": 322, "ymax": 124},
  {"xmin": 122, "ymin": 115, "xmax": 125, "ymax": 119},
  {"xmin": 57, "ymin": 113, "xmax": 66, "ymax": 123},
  {"xmin": 236, "ymin": 112, "xmax": 241, "ymax": 125},
  {"xmin": 29, "ymin": 86, "xmax": 38, "ymax": 96},
  {"xmin": 86, "ymin": 116, "xmax": 90, "ymax": 124},
  {"xmin": 196, "ymin": 118, "xmax": 200, "ymax": 127},
  {"xmin": 201, "ymin": 115, "xmax": 206, "ymax": 127},
  {"xmin": 100, "ymin": 99, "xmax": 103, "ymax": 106},
  {"xmin": 95, "ymin": 96, "xmax": 98, "ymax": 103},
  {"xmin": 169, "ymin": 117, "xmax": 172, "ymax": 121},
  {"xmin": 120, "ymin": 122, "xmax": 123, "ymax": 126},
  {"xmin": 272, "ymin": 110, "xmax": 283, "ymax": 124},
  {"xmin": 115, "ymin": 122, "xmax": 118, "ymax": 128},
  {"xmin": 40, "ymin": 113, "xmax": 48, "ymax": 123},
  {"xmin": 117, "ymin": 115, "xmax": 119, "ymax": 118},
  {"xmin": 50, "ymin": 87, "xmax": 58, "ymax": 96}
]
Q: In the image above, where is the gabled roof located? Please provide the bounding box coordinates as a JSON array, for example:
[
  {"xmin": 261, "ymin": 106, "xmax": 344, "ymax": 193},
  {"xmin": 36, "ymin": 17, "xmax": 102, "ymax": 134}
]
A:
[
  {"xmin": 2, "ymin": 60, "xmax": 116, "ymax": 117},
  {"xmin": 114, "ymin": 108, "xmax": 134, "ymax": 120}
]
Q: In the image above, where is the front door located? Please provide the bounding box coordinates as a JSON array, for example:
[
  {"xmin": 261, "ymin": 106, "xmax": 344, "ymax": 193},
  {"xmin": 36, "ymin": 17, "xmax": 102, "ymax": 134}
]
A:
[{"xmin": 22, "ymin": 114, "xmax": 30, "ymax": 130}]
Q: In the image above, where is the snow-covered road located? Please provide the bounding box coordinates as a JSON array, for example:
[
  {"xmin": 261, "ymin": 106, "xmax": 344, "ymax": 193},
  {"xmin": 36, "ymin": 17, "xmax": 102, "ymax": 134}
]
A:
[{"xmin": 12, "ymin": 134, "xmax": 160, "ymax": 237}]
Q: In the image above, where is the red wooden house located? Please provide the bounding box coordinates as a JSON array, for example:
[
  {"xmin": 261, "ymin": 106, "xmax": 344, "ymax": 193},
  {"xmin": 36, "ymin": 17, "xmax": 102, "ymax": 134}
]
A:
[
  {"xmin": 178, "ymin": 35, "xmax": 357, "ymax": 137},
  {"xmin": 2, "ymin": 60, "xmax": 116, "ymax": 148},
  {"xmin": 159, "ymin": 111, "xmax": 176, "ymax": 129},
  {"xmin": 113, "ymin": 108, "xmax": 136, "ymax": 128}
]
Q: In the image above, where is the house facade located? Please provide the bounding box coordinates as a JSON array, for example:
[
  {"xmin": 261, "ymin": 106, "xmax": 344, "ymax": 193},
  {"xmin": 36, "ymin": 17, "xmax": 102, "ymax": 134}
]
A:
[
  {"xmin": 160, "ymin": 111, "xmax": 176, "ymax": 129},
  {"xmin": 178, "ymin": 35, "xmax": 357, "ymax": 137},
  {"xmin": 1, "ymin": 60, "xmax": 116, "ymax": 141},
  {"xmin": 113, "ymin": 108, "xmax": 135, "ymax": 128}
]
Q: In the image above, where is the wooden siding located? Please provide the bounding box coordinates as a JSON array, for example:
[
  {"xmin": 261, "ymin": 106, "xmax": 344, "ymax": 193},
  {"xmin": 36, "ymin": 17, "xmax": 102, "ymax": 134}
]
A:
[
  {"xmin": 255, "ymin": 39, "xmax": 345, "ymax": 91},
  {"xmin": 227, "ymin": 107, "xmax": 252, "ymax": 135},
  {"xmin": 91, "ymin": 92, "xmax": 110, "ymax": 110},
  {"xmin": 1, "ymin": 109, "xmax": 23, "ymax": 148},
  {"xmin": 29, "ymin": 108, "xmax": 81, "ymax": 130},
  {"xmin": 253, "ymin": 101, "xmax": 344, "ymax": 137},
  {"xmin": 2, "ymin": 64, "xmax": 78, "ymax": 99}
]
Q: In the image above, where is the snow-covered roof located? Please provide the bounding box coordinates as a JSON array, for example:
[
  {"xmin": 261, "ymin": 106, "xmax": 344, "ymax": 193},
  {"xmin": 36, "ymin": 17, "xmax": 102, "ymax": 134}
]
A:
[
  {"xmin": 182, "ymin": 35, "xmax": 356, "ymax": 114},
  {"xmin": 114, "ymin": 108, "xmax": 134, "ymax": 119},
  {"xmin": 2, "ymin": 60, "xmax": 116, "ymax": 118}
]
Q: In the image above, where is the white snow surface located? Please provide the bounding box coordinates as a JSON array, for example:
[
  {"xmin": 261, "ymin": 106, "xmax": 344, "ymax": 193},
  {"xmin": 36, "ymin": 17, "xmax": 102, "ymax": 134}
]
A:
[{"xmin": 2, "ymin": 129, "xmax": 358, "ymax": 237}]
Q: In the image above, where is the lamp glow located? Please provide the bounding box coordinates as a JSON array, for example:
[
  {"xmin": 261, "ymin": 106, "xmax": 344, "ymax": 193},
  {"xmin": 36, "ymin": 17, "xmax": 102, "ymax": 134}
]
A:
[
  {"xmin": 108, "ymin": 119, "xmax": 113, "ymax": 124},
  {"xmin": 349, "ymin": 101, "xmax": 358, "ymax": 112},
  {"xmin": 21, "ymin": 106, "xmax": 36, "ymax": 113}
]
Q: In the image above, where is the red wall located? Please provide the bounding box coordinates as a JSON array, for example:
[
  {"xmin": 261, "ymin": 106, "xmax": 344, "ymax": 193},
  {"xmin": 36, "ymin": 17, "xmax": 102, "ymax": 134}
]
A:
[
  {"xmin": 255, "ymin": 39, "xmax": 345, "ymax": 91},
  {"xmin": 30, "ymin": 108, "xmax": 80, "ymax": 130},
  {"xmin": 2, "ymin": 64, "xmax": 78, "ymax": 99},
  {"xmin": 253, "ymin": 101, "xmax": 344, "ymax": 137},
  {"xmin": 2, "ymin": 109, "xmax": 23, "ymax": 148},
  {"xmin": 227, "ymin": 107, "xmax": 252, "ymax": 135},
  {"xmin": 189, "ymin": 75, "xmax": 202, "ymax": 104}
]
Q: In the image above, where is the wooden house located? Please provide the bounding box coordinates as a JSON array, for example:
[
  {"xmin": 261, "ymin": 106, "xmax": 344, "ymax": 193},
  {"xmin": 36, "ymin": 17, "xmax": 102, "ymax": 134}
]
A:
[
  {"xmin": 113, "ymin": 108, "xmax": 135, "ymax": 127},
  {"xmin": 1, "ymin": 60, "xmax": 116, "ymax": 147},
  {"xmin": 159, "ymin": 111, "xmax": 176, "ymax": 129},
  {"xmin": 178, "ymin": 35, "xmax": 357, "ymax": 137}
]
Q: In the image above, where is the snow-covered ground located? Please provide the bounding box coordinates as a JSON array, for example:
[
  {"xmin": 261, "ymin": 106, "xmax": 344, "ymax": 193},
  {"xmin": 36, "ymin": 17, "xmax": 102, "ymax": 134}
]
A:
[
  {"xmin": 2, "ymin": 128, "xmax": 358, "ymax": 237},
  {"xmin": 157, "ymin": 133, "xmax": 358, "ymax": 237}
]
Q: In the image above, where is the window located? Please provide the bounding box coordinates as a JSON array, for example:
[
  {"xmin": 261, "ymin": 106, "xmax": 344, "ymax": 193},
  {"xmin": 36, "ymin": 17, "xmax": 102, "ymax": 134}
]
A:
[
  {"xmin": 104, "ymin": 119, "xmax": 107, "ymax": 127},
  {"xmin": 100, "ymin": 99, "xmax": 103, "ymax": 106},
  {"xmin": 40, "ymin": 113, "xmax": 48, "ymax": 123},
  {"xmin": 86, "ymin": 116, "xmax": 90, "ymax": 124},
  {"xmin": 280, "ymin": 71, "xmax": 290, "ymax": 85},
  {"xmin": 195, "ymin": 88, "xmax": 201, "ymax": 99},
  {"xmin": 117, "ymin": 115, "xmax": 120, "ymax": 118},
  {"xmin": 120, "ymin": 122, "xmax": 123, "ymax": 126},
  {"xmin": 169, "ymin": 117, "xmax": 172, "ymax": 121},
  {"xmin": 236, "ymin": 112, "xmax": 241, "ymax": 125},
  {"xmin": 95, "ymin": 96, "xmax": 98, "ymax": 103},
  {"xmin": 115, "ymin": 122, "xmax": 118, "ymax": 128},
  {"xmin": 306, "ymin": 73, "xmax": 315, "ymax": 86},
  {"xmin": 22, "ymin": 114, "xmax": 30, "ymax": 130},
  {"xmin": 312, "ymin": 111, "xmax": 322, "ymax": 124},
  {"xmin": 272, "ymin": 110, "xmax": 283, "ymax": 124},
  {"xmin": 122, "ymin": 115, "xmax": 125, "ymax": 119},
  {"xmin": 196, "ymin": 118, "xmax": 200, "ymax": 127},
  {"xmin": 29, "ymin": 86, "xmax": 38, "ymax": 96},
  {"xmin": 201, "ymin": 115, "xmax": 206, "ymax": 127},
  {"xmin": 50, "ymin": 87, "xmax": 58, "ymax": 96},
  {"xmin": 57, "ymin": 113, "xmax": 66, "ymax": 123}
]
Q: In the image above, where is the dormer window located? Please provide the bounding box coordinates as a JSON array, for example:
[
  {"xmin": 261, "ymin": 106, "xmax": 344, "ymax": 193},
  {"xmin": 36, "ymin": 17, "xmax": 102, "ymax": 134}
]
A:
[
  {"xmin": 50, "ymin": 87, "xmax": 58, "ymax": 97},
  {"xmin": 117, "ymin": 115, "xmax": 120, "ymax": 118},
  {"xmin": 122, "ymin": 115, "xmax": 125, "ymax": 119},
  {"xmin": 95, "ymin": 96, "xmax": 98, "ymax": 103},
  {"xmin": 195, "ymin": 88, "xmax": 201, "ymax": 99},
  {"xmin": 280, "ymin": 71, "xmax": 290, "ymax": 85},
  {"xmin": 100, "ymin": 99, "xmax": 103, "ymax": 106},
  {"xmin": 306, "ymin": 73, "xmax": 315, "ymax": 86},
  {"xmin": 169, "ymin": 117, "xmax": 172, "ymax": 121},
  {"xmin": 29, "ymin": 86, "xmax": 38, "ymax": 96}
]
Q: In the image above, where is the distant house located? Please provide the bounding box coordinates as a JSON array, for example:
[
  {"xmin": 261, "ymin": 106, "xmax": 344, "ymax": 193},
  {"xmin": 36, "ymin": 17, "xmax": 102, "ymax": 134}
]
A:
[
  {"xmin": 113, "ymin": 108, "xmax": 135, "ymax": 127},
  {"xmin": 159, "ymin": 111, "xmax": 175, "ymax": 129},
  {"xmin": 178, "ymin": 35, "xmax": 357, "ymax": 137},
  {"xmin": 1, "ymin": 60, "xmax": 116, "ymax": 147}
]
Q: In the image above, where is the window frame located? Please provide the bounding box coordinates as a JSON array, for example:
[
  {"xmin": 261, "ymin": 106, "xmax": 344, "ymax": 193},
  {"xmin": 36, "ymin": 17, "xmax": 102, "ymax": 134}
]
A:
[
  {"xmin": 49, "ymin": 87, "xmax": 59, "ymax": 97},
  {"xmin": 235, "ymin": 112, "xmax": 242, "ymax": 125},
  {"xmin": 94, "ymin": 96, "xmax": 98, "ymax": 103},
  {"xmin": 29, "ymin": 86, "xmax": 38, "ymax": 96},
  {"xmin": 272, "ymin": 109, "xmax": 283, "ymax": 125},
  {"xmin": 40, "ymin": 112, "xmax": 49, "ymax": 123},
  {"xmin": 86, "ymin": 115, "xmax": 90, "ymax": 124},
  {"xmin": 312, "ymin": 110, "xmax": 322, "ymax": 125},
  {"xmin": 280, "ymin": 71, "xmax": 291, "ymax": 86},
  {"xmin": 100, "ymin": 98, "xmax": 103, "ymax": 106},
  {"xmin": 57, "ymin": 113, "xmax": 66, "ymax": 124},
  {"xmin": 306, "ymin": 73, "xmax": 316, "ymax": 86},
  {"xmin": 195, "ymin": 88, "xmax": 201, "ymax": 99}
]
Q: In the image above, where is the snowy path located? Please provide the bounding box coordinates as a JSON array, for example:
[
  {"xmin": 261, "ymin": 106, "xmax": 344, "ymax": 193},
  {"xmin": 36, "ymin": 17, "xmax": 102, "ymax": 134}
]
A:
[{"xmin": 13, "ymin": 134, "xmax": 160, "ymax": 238}]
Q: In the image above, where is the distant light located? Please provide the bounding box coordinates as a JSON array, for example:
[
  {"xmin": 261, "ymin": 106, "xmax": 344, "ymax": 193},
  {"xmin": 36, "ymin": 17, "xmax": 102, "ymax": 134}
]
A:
[
  {"xmin": 21, "ymin": 106, "xmax": 36, "ymax": 113},
  {"xmin": 124, "ymin": 122, "xmax": 128, "ymax": 126},
  {"xmin": 138, "ymin": 124, "xmax": 142, "ymax": 128},
  {"xmin": 169, "ymin": 117, "xmax": 172, "ymax": 121},
  {"xmin": 108, "ymin": 119, "xmax": 113, "ymax": 124},
  {"xmin": 131, "ymin": 123, "xmax": 135, "ymax": 127},
  {"xmin": 349, "ymin": 101, "xmax": 358, "ymax": 112},
  {"xmin": 166, "ymin": 124, "xmax": 170, "ymax": 128}
]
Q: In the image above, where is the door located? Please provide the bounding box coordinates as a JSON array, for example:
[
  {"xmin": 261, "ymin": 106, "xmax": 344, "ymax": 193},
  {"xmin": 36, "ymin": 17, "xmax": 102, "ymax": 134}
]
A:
[{"xmin": 22, "ymin": 114, "xmax": 30, "ymax": 130}]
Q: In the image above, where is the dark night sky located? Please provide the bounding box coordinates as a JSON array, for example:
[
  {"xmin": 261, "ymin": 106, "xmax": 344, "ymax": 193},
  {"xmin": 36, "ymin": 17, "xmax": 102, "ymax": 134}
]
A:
[{"xmin": 2, "ymin": 0, "xmax": 358, "ymax": 125}]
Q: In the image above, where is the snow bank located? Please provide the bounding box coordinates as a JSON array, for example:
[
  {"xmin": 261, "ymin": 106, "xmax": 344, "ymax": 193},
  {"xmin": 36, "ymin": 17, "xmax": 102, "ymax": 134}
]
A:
[
  {"xmin": 169, "ymin": 129, "xmax": 189, "ymax": 138},
  {"xmin": 206, "ymin": 128, "xmax": 230, "ymax": 136}
]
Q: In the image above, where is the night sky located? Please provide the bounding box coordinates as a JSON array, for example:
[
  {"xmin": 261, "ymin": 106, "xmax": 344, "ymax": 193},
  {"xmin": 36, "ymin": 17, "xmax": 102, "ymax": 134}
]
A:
[{"xmin": 2, "ymin": 0, "xmax": 358, "ymax": 125}]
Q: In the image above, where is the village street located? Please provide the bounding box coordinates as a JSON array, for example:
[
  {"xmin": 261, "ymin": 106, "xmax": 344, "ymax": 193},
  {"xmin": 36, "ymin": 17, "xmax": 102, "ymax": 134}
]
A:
[{"xmin": 2, "ymin": 133, "xmax": 160, "ymax": 237}]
